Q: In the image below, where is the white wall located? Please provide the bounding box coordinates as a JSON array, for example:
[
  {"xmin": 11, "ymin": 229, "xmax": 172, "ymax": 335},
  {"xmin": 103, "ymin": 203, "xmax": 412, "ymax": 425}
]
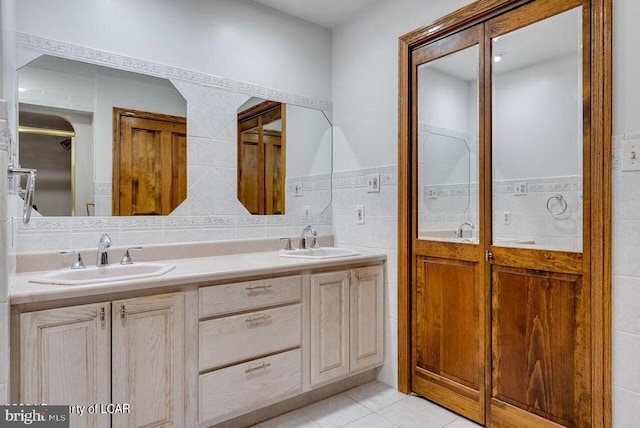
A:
[
  {"xmin": 611, "ymin": 0, "xmax": 640, "ymax": 425},
  {"xmin": 332, "ymin": 0, "xmax": 471, "ymax": 172},
  {"xmin": 15, "ymin": 0, "xmax": 332, "ymax": 101}
]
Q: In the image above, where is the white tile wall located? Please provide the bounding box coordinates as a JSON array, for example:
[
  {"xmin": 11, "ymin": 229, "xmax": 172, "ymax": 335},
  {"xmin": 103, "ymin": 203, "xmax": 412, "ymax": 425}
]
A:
[
  {"xmin": 612, "ymin": 134, "xmax": 640, "ymax": 426},
  {"xmin": 332, "ymin": 165, "xmax": 398, "ymax": 388}
]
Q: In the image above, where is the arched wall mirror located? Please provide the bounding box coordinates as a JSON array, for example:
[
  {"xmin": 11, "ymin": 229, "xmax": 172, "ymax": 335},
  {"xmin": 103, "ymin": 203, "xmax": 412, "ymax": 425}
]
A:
[{"xmin": 17, "ymin": 54, "xmax": 333, "ymax": 217}]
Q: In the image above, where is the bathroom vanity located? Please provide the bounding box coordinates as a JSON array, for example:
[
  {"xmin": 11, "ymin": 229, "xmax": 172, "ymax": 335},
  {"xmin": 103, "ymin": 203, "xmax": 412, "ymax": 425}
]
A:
[{"xmin": 9, "ymin": 242, "xmax": 385, "ymax": 427}]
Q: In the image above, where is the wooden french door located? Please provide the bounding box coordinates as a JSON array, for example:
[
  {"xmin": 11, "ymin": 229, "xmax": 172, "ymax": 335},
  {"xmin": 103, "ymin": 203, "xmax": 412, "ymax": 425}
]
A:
[
  {"xmin": 401, "ymin": 0, "xmax": 611, "ymax": 426},
  {"xmin": 409, "ymin": 24, "xmax": 488, "ymax": 425},
  {"xmin": 112, "ymin": 108, "xmax": 187, "ymax": 216},
  {"xmin": 486, "ymin": 1, "xmax": 592, "ymax": 426}
]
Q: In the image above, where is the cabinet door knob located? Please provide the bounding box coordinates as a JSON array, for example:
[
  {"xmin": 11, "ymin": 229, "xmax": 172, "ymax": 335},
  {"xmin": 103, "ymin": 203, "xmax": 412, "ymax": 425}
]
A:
[{"xmin": 120, "ymin": 304, "xmax": 126, "ymax": 319}]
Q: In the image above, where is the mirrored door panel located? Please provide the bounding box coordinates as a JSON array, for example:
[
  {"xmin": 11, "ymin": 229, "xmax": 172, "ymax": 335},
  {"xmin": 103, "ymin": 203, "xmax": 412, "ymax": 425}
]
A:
[
  {"xmin": 417, "ymin": 44, "xmax": 479, "ymax": 244},
  {"xmin": 491, "ymin": 7, "xmax": 583, "ymax": 253}
]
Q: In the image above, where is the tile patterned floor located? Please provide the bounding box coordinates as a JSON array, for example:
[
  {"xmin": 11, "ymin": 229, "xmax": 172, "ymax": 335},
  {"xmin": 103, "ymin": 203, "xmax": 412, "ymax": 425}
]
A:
[{"xmin": 252, "ymin": 381, "xmax": 483, "ymax": 428}]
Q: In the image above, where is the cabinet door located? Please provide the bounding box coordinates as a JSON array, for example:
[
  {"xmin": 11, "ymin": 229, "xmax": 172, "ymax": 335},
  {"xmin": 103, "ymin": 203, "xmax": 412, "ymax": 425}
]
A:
[
  {"xmin": 112, "ymin": 293, "xmax": 185, "ymax": 428},
  {"xmin": 21, "ymin": 303, "xmax": 111, "ymax": 428},
  {"xmin": 350, "ymin": 266, "xmax": 384, "ymax": 372},
  {"xmin": 310, "ymin": 271, "xmax": 350, "ymax": 386}
]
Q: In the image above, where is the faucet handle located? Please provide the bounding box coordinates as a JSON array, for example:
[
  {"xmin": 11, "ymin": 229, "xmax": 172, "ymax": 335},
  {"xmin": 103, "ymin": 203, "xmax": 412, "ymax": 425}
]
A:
[
  {"xmin": 60, "ymin": 250, "xmax": 86, "ymax": 269},
  {"xmin": 121, "ymin": 247, "xmax": 143, "ymax": 265},
  {"xmin": 279, "ymin": 238, "xmax": 294, "ymax": 251}
]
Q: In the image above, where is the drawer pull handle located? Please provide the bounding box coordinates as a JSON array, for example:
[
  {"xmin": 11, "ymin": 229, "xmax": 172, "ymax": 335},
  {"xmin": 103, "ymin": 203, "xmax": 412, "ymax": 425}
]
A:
[
  {"xmin": 246, "ymin": 283, "xmax": 272, "ymax": 292},
  {"xmin": 245, "ymin": 361, "xmax": 271, "ymax": 373},
  {"xmin": 245, "ymin": 314, "xmax": 271, "ymax": 323}
]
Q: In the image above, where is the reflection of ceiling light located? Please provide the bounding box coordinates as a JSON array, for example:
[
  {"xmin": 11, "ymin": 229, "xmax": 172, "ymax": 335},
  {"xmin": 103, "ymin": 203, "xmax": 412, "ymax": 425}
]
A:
[
  {"xmin": 18, "ymin": 87, "xmax": 26, "ymax": 92},
  {"xmin": 493, "ymin": 36, "xmax": 502, "ymax": 42},
  {"xmin": 427, "ymin": 25, "xmax": 442, "ymax": 34},
  {"xmin": 494, "ymin": 53, "xmax": 504, "ymax": 63}
]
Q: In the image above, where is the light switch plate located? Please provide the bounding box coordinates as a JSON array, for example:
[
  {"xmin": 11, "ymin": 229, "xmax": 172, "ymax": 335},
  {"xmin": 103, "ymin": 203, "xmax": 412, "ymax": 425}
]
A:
[
  {"xmin": 294, "ymin": 181, "xmax": 303, "ymax": 196},
  {"xmin": 622, "ymin": 139, "xmax": 640, "ymax": 171}
]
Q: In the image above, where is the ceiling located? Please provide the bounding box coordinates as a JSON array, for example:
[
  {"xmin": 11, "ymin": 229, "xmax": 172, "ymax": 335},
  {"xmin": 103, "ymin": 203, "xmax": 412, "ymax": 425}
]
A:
[{"xmin": 250, "ymin": 0, "xmax": 378, "ymax": 28}]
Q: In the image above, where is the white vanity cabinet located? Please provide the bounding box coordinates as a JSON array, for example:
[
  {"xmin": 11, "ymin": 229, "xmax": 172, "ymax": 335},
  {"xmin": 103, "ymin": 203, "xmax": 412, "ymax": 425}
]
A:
[
  {"xmin": 310, "ymin": 265, "xmax": 384, "ymax": 387},
  {"xmin": 197, "ymin": 275, "xmax": 303, "ymax": 426},
  {"xmin": 111, "ymin": 293, "xmax": 185, "ymax": 428},
  {"xmin": 19, "ymin": 292, "xmax": 185, "ymax": 428},
  {"xmin": 20, "ymin": 302, "xmax": 111, "ymax": 428}
]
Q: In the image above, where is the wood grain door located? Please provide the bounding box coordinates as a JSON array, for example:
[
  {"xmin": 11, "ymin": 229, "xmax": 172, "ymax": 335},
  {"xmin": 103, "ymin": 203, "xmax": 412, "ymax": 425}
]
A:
[
  {"xmin": 112, "ymin": 293, "xmax": 185, "ymax": 428},
  {"xmin": 21, "ymin": 303, "xmax": 111, "ymax": 428},
  {"xmin": 410, "ymin": 24, "xmax": 488, "ymax": 425},
  {"xmin": 113, "ymin": 108, "xmax": 186, "ymax": 216},
  {"xmin": 400, "ymin": 0, "xmax": 611, "ymax": 426},
  {"xmin": 487, "ymin": 1, "xmax": 592, "ymax": 426}
]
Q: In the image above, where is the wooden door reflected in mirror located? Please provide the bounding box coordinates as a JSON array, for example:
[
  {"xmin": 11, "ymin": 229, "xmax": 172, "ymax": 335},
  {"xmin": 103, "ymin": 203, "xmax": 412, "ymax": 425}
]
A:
[
  {"xmin": 112, "ymin": 108, "xmax": 187, "ymax": 216},
  {"xmin": 237, "ymin": 101, "xmax": 286, "ymax": 215}
]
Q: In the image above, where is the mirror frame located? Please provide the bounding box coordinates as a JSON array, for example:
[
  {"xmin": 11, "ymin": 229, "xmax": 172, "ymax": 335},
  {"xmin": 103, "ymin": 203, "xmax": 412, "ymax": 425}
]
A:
[
  {"xmin": 15, "ymin": 37, "xmax": 334, "ymax": 222},
  {"xmin": 398, "ymin": 0, "xmax": 612, "ymax": 425}
]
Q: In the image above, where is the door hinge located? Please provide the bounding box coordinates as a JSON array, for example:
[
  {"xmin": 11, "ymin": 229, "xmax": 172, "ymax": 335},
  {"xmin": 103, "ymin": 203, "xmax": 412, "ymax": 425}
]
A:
[{"xmin": 485, "ymin": 250, "xmax": 493, "ymax": 261}]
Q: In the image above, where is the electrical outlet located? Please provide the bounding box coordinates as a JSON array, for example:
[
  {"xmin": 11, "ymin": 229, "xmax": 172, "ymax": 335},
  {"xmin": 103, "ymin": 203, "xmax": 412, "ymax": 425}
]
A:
[
  {"xmin": 356, "ymin": 205, "xmax": 365, "ymax": 224},
  {"xmin": 503, "ymin": 211, "xmax": 511, "ymax": 225},
  {"xmin": 514, "ymin": 182, "xmax": 527, "ymax": 196},
  {"xmin": 367, "ymin": 173, "xmax": 380, "ymax": 193},
  {"xmin": 426, "ymin": 187, "xmax": 438, "ymax": 199},
  {"xmin": 294, "ymin": 181, "xmax": 303, "ymax": 197},
  {"xmin": 304, "ymin": 206, "xmax": 310, "ymax": 216}
]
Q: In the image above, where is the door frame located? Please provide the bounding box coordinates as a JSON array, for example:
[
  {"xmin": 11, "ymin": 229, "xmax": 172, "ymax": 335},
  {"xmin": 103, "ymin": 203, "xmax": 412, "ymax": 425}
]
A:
[{"xmin": 397, "ymin": 0, "xmax": 612, "ymax": 426}]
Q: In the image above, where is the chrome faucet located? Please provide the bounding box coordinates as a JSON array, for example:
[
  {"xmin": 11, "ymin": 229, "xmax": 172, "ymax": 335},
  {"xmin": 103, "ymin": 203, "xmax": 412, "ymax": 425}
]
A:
[
  {"xmin": 300, "ymin": 225, "xmax": 319, "ymax": 249},
  {"xmin": 96, "ymin": 233, "xmax": 112, "ymax": 267},
  {"xmin": 458, "ymin": 221, "xmax": 475, "ymax": 239}
]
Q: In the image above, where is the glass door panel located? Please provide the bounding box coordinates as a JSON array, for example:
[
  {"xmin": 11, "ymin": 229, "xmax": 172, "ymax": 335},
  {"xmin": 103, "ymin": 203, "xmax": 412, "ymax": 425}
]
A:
[
  {"xmin": 417, "ymin": 45, "xmax": 480, "ymax": 244},
  {"xmin": 491, "ymin": 7, "xmax": 583, "ymax": 252}
]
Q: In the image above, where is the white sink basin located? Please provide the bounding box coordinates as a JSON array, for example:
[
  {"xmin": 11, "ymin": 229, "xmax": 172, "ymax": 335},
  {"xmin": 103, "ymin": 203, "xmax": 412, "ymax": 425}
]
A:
[
  {"xmin": 279, "ymin": 247, "xmax": 360, "ymax": 259},
  {"xmin": 29, "ymin": 262, "xmax": 176, "ymax": 286}
]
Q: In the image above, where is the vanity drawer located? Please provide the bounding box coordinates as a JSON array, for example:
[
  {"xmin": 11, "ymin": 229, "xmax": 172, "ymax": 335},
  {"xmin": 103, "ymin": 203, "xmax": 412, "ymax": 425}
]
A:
[
  {"xmin": 199, "ymin": 274, "xmax": 301, "ymax": 318},
  {"xmin": 199, "ymin": 348, "xmax": 302, "ymax": 424},
  {"xmin": 199, "ymin": 303, "xmax": 301, "ymax": 371}
]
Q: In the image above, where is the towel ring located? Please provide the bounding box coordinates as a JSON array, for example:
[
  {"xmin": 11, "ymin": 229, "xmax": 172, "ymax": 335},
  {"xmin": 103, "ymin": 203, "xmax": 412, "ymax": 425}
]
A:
[{"xmin": 546, "ymin": 194, "xmax": 568, "ymax": 217}]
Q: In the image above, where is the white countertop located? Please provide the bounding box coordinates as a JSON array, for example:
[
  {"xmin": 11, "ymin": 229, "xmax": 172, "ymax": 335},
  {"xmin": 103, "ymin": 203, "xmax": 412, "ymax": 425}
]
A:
[{"xmin": 10, "ymin": 250, "xmax": 386, "ymax": 305}]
